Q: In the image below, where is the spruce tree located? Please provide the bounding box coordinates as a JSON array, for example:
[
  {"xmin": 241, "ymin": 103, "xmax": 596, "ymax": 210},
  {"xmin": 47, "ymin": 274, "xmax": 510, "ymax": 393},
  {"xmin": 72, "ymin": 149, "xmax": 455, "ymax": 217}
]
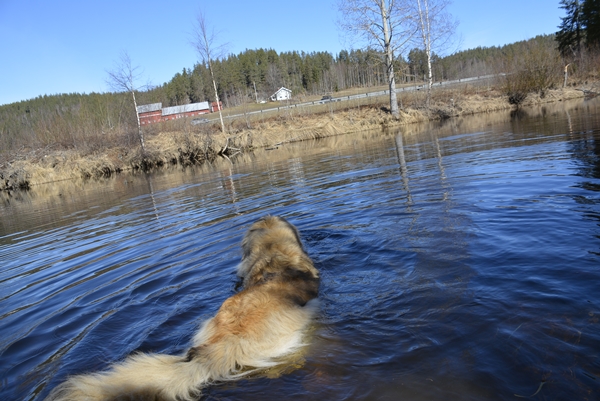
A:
[
  {"xmin": 582, "ymin": 0, "xmax": 600, "ymax": 48},
  {"xmin": 556, "ymin": 0, "xmax": 584, "ymax": 56}
]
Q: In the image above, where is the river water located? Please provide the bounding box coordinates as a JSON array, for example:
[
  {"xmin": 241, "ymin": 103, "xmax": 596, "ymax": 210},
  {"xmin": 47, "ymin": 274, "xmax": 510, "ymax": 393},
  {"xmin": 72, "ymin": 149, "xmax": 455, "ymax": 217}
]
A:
[{"xmin": 1, "ymin": 98, "xmax": 600, "ymax": 400}]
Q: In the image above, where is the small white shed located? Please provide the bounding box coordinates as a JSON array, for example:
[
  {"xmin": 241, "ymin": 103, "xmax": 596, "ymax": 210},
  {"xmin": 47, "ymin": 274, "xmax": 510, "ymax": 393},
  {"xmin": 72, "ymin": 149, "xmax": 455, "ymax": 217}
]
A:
[{"xmin": 270, "ymin": 87, "xmax": 292, "ymax": 102}]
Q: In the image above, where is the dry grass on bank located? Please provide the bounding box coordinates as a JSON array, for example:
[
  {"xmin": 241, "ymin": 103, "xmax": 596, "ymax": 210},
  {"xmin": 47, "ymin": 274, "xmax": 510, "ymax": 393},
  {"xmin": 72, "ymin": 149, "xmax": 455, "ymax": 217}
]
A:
[{"xmin": 0, "ymin": 83, "xmax": 592, "ymax": 192}]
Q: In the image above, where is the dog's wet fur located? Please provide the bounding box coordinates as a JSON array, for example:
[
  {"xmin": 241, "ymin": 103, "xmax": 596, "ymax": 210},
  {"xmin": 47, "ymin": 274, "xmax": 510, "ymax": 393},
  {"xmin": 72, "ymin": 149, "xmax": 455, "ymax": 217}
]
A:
[{"xmin": 46, "ymin": 215, "xmax": 319, "ymax": 401}]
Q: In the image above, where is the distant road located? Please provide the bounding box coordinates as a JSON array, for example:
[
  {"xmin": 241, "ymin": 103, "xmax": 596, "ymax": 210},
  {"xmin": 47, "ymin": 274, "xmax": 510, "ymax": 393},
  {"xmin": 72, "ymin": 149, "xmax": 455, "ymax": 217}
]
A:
[{"xmin": 219, "ymin": 74, "xmax": 499, "ymax": 120}]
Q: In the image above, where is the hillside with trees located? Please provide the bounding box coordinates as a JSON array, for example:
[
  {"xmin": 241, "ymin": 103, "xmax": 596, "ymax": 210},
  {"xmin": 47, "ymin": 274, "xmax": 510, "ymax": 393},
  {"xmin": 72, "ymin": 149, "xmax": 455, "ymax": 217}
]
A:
[{"xmin": 2, "ymin": 36, "xmax": 597, "ymax": 158}]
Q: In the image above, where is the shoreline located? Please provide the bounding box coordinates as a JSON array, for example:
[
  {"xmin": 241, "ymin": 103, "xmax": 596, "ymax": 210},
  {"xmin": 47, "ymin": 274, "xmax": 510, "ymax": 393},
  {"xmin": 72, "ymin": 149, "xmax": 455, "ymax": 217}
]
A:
[{"xmin": 0, "ymin": 85, "xmax": 594, "ymax": 192}]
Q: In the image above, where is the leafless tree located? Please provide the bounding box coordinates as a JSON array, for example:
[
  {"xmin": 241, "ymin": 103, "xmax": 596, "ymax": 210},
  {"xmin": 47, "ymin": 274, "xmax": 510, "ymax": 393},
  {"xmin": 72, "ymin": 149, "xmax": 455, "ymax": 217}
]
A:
[
  {"xmin": 414, "ymin": 0, "xmax": 458, "ymax": 107},
  {"xmin": 106, "ymin": 51, "xmax": 147, "ymax": 153},
  {"xmin": 338, "ymin": 0, "xmax": 418, "ymax": 118},
  {"xmin": 191, "ymin": 11, "xmax": 227, "ymax": 133},
  {"xmin": 266, "ymin": 64, "xmax": 283, "ymax": 95}
]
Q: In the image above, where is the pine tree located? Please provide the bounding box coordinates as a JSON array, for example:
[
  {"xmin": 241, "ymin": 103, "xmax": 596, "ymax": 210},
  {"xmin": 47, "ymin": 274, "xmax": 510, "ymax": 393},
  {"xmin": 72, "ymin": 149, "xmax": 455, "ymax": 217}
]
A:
[
  {"xmin": 556, "ymin": 0, "xmax": 584, "ymax": 56},
  {"xmin": 582, "ymin": 0, "xmax": 600, "ymax": 48}
]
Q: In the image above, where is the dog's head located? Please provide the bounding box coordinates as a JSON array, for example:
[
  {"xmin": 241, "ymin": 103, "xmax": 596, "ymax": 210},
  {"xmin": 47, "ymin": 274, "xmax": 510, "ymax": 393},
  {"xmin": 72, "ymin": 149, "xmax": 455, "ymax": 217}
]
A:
[
  {"xmin": 243, "ymin": 216, "xmax": 303, "ymax": 255},
  {"xmin": 236, "ymin": 215, "xmax": 311, "ymax": 281}
]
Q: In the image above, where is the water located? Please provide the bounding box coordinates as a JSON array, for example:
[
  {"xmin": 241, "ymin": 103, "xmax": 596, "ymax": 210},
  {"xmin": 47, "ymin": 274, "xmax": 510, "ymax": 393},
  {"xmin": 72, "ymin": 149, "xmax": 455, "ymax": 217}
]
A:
[{"xmin": 1, "ymin": 98, "xmax": 600, "ymax": 400}]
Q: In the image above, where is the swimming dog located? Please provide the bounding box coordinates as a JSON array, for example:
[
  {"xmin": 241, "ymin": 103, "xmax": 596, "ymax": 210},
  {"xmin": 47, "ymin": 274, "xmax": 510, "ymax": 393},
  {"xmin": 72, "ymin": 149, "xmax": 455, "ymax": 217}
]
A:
[{"xmin": 46, "ymin": 215, "xmax": 319, "ymax": 401}]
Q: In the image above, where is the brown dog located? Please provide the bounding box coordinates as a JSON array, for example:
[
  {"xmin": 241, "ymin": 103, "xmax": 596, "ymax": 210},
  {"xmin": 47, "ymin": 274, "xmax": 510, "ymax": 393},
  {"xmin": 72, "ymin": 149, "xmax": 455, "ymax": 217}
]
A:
[{"xmin": 46, "ymin": 215, "xmax": 319, "ymax": 401}]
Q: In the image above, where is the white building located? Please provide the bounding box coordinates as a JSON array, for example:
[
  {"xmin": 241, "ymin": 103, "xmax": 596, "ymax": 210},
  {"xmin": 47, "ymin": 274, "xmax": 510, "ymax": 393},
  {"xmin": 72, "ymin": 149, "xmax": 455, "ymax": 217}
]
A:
[{"xmin": 270, "ymin": 87, "xmax": 292, "ymax": 102}]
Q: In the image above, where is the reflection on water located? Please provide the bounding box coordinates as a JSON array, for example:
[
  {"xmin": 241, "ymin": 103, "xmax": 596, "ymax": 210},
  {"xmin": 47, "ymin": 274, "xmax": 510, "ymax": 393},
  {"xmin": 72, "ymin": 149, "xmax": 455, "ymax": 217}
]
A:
[{"xmin": 1, "ymin": 97, "xmax": 600, "ymax": 400}]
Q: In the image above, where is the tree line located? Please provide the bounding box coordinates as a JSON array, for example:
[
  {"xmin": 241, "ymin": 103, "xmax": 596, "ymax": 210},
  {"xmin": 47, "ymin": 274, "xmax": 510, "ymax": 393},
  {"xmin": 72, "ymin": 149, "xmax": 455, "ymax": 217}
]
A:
[
  {"xmin": 155, "ymin": 43, "xmax": 520, "ymax": 110},
  {"xmin": 0, "ymin": 46, "xmax": 446, "ymax": 160}
]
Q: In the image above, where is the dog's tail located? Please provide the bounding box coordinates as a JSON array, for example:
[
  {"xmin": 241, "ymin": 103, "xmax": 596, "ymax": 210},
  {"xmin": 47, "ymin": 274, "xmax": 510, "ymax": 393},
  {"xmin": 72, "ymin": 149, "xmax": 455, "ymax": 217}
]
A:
[{"xmin": 45, "ymin": 352, "xmax": 214, "ymax": 401}]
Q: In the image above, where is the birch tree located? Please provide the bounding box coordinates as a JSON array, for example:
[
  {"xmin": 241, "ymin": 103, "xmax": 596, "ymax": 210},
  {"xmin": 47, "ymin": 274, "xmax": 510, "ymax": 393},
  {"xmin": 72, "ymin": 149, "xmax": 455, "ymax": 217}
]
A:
[
  {"xmin": 338, "ymin": 0, "xmax": 417, "ymax": 118},
  {"xmin": 106, "ymin": 51, "xmax": 147, "ymax": 153},
  {"xmin": 191, "ymin": 11, "xmax": 227, "ymax": 133},
  {"xmin": 415, "ymin": 0, "xmax": 458, "ymax": 107}
]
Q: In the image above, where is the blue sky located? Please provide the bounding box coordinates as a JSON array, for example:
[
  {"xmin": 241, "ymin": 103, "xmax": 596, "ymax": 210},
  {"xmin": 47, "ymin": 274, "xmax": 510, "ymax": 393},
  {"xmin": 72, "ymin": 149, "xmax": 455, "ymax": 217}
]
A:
[{"xmin": 0, "ymin": 0, "xmax": 564, "ymax": 106}]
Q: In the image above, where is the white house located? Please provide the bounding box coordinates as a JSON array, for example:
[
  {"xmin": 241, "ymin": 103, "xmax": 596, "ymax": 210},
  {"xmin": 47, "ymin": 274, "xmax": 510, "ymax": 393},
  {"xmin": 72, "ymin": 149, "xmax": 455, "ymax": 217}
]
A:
[{"xmin": 270, "ymin": 87, "xmax": 292, "ymax": 102}]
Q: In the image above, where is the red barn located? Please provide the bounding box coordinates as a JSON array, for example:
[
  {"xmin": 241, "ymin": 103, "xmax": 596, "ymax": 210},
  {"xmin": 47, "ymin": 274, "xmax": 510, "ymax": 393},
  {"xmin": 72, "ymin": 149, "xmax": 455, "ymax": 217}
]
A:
[
  {"xmin": 136, "ymin": 101, "xmax": 223, "ymax": 125},
  {"xmin": 162, "ymin": 102, "xmax": 211, "ymax": 121},
  {"xmin": 137, "ymin": 103, "xmax": 163, "ymax": 125}
]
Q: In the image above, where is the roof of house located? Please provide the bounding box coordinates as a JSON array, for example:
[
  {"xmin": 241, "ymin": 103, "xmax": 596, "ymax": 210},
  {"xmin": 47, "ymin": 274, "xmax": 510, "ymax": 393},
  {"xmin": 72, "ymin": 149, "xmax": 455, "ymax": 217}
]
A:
[
  {"xmin": 272, "ymin": 87, "xmax": 292, "ymax": 95},
  {"xmin": 136, "ymin": 103, "xmax": 162, "ymax": 114},
  {"xmin": 162, "ymin": 101, "xmax": 210, "ymax": 116}
]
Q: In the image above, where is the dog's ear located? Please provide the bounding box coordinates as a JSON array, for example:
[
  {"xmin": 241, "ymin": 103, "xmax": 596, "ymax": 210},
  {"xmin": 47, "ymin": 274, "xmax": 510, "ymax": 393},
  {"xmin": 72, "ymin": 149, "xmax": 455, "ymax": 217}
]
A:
[
  {"xmin": 242, "ymin": 228, "xmax": 266, "ymax": 259},
  {"xmin": 280, "ymin": 218, "xmax": 304, "ymax": 250}
]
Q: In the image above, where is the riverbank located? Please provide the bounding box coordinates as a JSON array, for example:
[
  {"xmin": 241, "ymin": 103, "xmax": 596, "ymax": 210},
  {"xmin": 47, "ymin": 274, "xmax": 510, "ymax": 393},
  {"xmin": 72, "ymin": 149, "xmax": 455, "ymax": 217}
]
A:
[{"xmin": 0, "ymin": 84, "xmax": 594, "ymax": 191}]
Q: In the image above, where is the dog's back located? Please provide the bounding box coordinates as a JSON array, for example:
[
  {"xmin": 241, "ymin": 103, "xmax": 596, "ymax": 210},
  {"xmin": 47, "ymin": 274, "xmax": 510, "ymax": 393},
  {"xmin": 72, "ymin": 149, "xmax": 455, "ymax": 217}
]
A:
[{"xmin": 188, "ymin": 215, "xmax": 320, "ymax": 369}]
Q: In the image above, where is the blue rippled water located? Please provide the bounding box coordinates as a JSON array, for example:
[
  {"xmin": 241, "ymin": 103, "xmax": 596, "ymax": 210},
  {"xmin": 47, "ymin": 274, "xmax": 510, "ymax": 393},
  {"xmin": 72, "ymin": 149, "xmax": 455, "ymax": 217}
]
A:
[{"xmin": 1, "ymin": 98, "xmax": 600, "ymax": 400}]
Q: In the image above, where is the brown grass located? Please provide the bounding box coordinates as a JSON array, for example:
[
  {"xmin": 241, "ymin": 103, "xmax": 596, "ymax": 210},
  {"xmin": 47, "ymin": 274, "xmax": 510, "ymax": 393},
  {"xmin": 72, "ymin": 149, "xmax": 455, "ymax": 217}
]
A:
[{"xmin": 0, "ymin": 83, "xmax": 591, "ymax": 191}]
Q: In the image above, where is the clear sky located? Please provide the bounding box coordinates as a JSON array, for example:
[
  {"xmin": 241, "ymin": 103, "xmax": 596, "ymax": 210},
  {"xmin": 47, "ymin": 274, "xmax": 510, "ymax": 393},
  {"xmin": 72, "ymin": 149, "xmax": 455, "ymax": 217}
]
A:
[{"xmin": 0, "ymin": 0, "xmax": 564, "ymax": 106}]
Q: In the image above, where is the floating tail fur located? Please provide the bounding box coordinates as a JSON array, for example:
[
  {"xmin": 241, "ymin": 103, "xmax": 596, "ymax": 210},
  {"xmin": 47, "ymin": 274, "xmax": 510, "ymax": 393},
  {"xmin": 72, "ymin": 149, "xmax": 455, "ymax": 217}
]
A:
[{"xmin": 46, "ymin": 352, "xmax": 212, "ymax": 401}]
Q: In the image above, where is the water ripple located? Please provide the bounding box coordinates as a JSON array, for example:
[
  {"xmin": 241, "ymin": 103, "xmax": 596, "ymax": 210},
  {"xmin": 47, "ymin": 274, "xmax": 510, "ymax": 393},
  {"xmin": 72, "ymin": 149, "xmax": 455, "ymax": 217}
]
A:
[{"xmin": 1, "ymin": 99, "xmax": 600, "ymax": 400}]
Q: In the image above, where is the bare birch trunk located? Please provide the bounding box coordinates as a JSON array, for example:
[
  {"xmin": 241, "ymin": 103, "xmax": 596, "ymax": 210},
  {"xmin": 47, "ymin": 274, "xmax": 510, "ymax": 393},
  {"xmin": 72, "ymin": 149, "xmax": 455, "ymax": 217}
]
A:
[
  {"xmin": 130, "ymin": 90, "xmax": 146, "ymax": 153},
  {"xmin": 417, "ymin": 0, "xmax": 433, "ymax": 108},
  {"xmin": 192, "ymin": 12, "xmax": 227, "ymax": 134},
  {"xmin": 380, "ymin": 0, "xmax": 400, "ymax": 118},
  {"xmin": 106, "ymin": 51, "xmax": 147, "ymax": 155},
  {"xmin": 208, "ymin": 61, "xmax": 226, "ymax": 133}
]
